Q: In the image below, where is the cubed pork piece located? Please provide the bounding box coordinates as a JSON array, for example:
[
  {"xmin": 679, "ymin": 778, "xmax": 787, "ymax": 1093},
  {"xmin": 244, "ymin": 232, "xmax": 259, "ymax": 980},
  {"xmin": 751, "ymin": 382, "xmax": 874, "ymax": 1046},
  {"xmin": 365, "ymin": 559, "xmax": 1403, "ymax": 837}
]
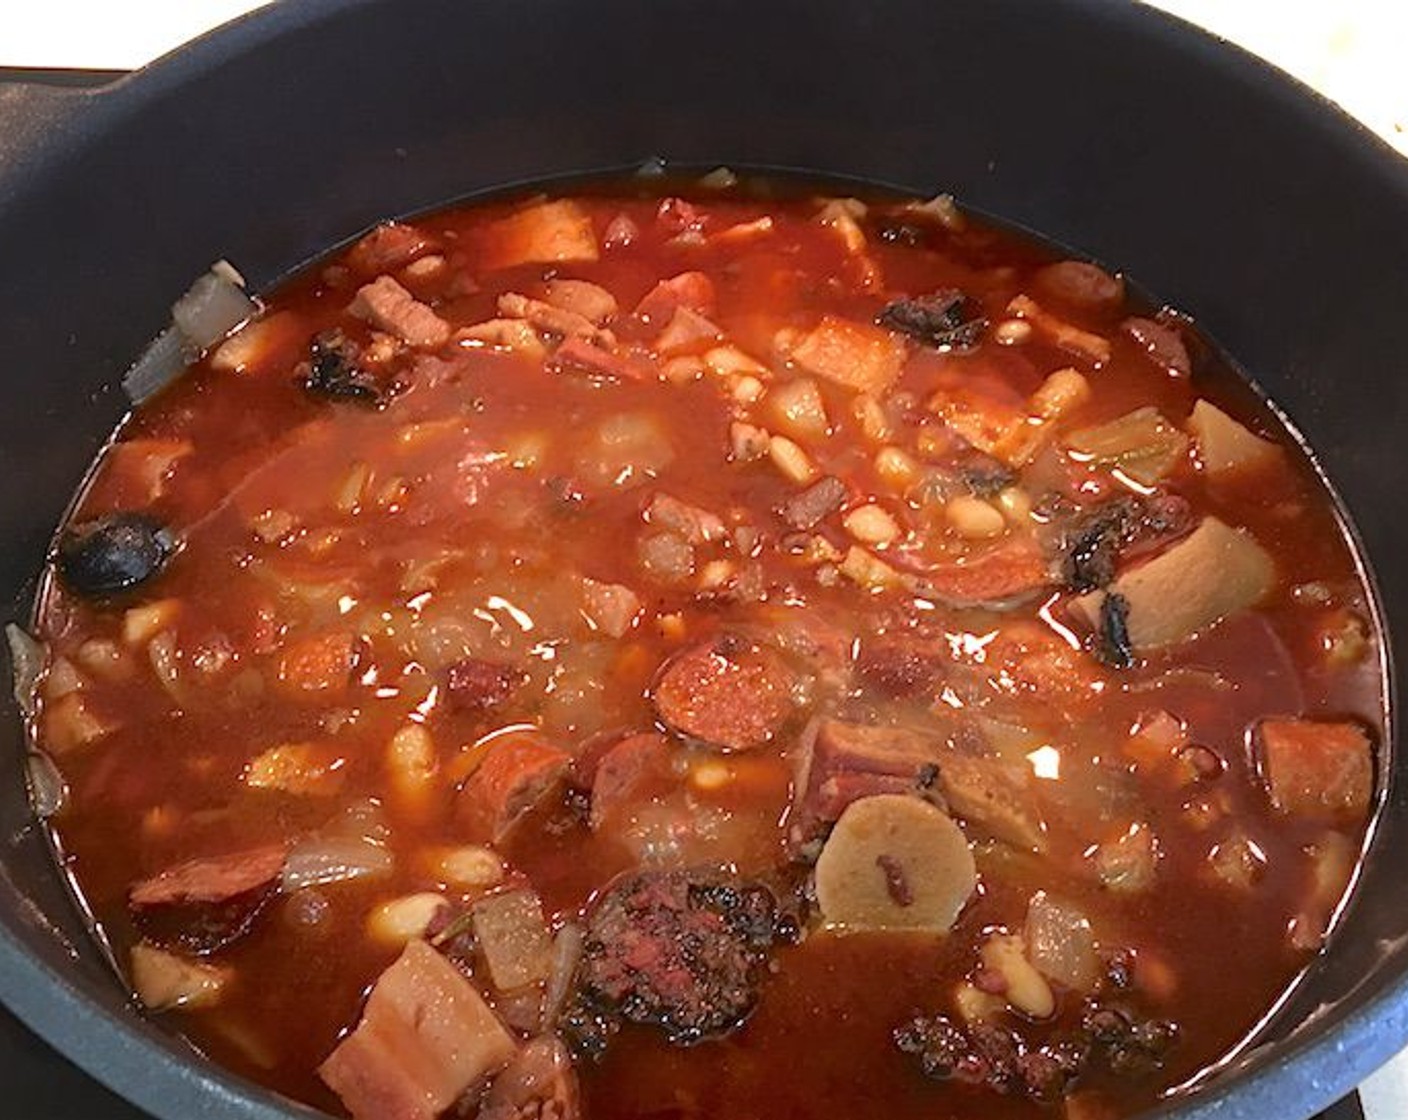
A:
[
  {"xmin": 644, "ymin": 492, "xmax": 727, "ymax": 545},
  {"xmin": 318, "ymin": 939, "xmax": 515, "ymax": 1120},
  {"xmin": 1258, "ymin": 718, "xmax": 1374, "ymax": 823},
  {"xmin": 579, "ymin": 577, "xmax": 644, "ymax": 638},
  {"xmin": 349, "ymin": 276, "xmax": 451, "ymax": 350},
  {"xmin": 789, "ymin": 314, "xmax": 907, "ymax": 394},
  {"xmin": 542, "ymin": 279, "xmax": 618, "ymax": 326},
  {"xmin": 459, "ymin": 733, "xmax": 571, "ymax": 842}
]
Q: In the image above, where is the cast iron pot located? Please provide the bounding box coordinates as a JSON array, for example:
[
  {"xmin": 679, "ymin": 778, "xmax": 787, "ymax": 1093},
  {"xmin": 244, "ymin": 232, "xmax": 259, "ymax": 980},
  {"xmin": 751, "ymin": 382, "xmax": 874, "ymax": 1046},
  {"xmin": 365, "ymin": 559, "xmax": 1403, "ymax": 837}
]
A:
[{"xmin": 0, "ymin": 1, "xmax": 1405, "ymax": 1117}]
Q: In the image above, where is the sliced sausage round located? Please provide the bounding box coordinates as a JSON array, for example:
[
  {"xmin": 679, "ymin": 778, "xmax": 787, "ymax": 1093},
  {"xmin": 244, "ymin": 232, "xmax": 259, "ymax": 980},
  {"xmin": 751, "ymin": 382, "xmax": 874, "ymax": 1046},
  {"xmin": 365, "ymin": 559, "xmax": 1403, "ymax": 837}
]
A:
[{"xmin": 652, "ymin": 637, "xmax": 796, "ymax": 752}]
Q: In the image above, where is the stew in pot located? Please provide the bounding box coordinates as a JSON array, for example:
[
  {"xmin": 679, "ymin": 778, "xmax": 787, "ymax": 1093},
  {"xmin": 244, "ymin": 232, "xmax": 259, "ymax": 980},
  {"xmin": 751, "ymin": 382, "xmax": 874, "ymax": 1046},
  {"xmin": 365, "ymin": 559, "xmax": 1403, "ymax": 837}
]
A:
[{"xmin": 14, "ymin": 176, "xmax": 1386, "ymax": 1120}]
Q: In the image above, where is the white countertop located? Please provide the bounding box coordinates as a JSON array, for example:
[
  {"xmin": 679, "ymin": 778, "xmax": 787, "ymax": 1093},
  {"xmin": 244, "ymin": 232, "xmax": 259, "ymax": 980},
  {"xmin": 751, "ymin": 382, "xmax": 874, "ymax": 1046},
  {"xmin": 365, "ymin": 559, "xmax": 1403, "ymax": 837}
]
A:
[{"xmin": 3, "ymin": 1, "xmax": 1406, "ymax": 1116}]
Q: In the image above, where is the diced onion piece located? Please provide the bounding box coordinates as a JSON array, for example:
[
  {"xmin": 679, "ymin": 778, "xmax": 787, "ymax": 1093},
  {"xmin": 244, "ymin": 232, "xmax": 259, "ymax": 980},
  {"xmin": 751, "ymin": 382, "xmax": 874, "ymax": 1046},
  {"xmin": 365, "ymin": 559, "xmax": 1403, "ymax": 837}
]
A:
[
  {"xmin": 1024, "ymin": 892, "xmax": 1098, "ymax": 991},
  {"xmin": 6, "ymin": 623, "xmax": 46, "ymax": 718},
  {"xmin": 125, "ymin": 263, "xmax": 261, "ymax": 404},
  {"xmin": 766, "ymin": 378, "xmax": 830, "ymax": 441},
  {"xmin": 26, "ymin": 750, "xmax": 68, "ymax": 817},
  {"xmin": 1187, "ymin": 399, "xmax": 1279, "ymax": 476},
  {"xmin": 282, "ymin": 835, "xmax": 393, "ymax": 891},
  {"xmin": 815, "ymin": 794, "xmax": 976, "ymax": 932},
  {"xmin": 1066, "ymin": 407, "xmax": 1189, "ymax": 485},
  {"xmin": 1073, "ymin": 517, "xmax": 1275, "ymax": 649},
  {"xmin": 542, "ymin": 923, "xmax": 585, "ymax": 1030},
  {"xmin": 472, "ymin": 889, "xmax": 555, "ymax": 990},
  {"xmin": 131, "ymin": 943, "xmax": 230, "ymax": 1010}
]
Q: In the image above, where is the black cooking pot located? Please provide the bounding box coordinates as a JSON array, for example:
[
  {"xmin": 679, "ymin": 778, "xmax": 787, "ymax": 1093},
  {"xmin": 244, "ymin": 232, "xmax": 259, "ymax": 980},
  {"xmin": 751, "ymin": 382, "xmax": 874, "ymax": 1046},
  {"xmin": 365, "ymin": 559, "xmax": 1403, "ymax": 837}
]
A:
[{"xmin": 1, "ymin": 1, "xmax": 1405, "ymax": 1117}]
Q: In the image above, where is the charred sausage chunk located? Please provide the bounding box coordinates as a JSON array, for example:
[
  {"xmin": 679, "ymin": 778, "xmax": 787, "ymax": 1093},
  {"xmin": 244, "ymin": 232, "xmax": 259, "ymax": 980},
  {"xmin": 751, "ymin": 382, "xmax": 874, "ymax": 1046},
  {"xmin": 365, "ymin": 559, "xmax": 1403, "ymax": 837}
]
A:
[
  {"xmin": 877, "ymin": 289, "xmax": 986, "ymax": 351},
  {"xmin": 58, "ymin": 513, "xmax": 173, "ymax": 597},
  {"xmin": 653, "ymin": 636, "xmax": 796, "ymax": 752},
  {"xmin": 297, "ymin": 330, "xmax": 383, "ymax": 405},
  {"xmin": 567, "ymin": 869, "xmax": 777, "ymax": 1047},
  {"xmin": 129, "ymin": 844, "xmax": 286, "ymax": 954}
]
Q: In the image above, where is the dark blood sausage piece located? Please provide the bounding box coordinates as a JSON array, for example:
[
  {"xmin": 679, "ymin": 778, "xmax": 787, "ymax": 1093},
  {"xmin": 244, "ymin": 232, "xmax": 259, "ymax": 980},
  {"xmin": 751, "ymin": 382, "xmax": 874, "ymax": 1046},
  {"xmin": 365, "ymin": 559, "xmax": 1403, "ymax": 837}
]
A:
[
  {"xmin": 1096, "ymin": 592, "xmax": 1135, "ymax": 669},
  {"xmin": 876, "ymin": 289, "xmax": 986, "ymax": 351},
  {"xmin": 346, "ymin": 221, "xmax": 440, "ymax": 278},
  {"xmin": 297, "ymin": 330, "xmax": 384, "ymax": 405},
  {"xmin": 458, "ymin": 732, "xmax": 572, "ymax": 842},
  {"xmin": 652, "ymin": 637, "xmax": 796, "ymax": 752},
  {"xmin": 57, "ymin": 513, "xmax": 173, "ymax": 597},
  {"xmin": 1122, "ymin": 316, "xmax": 1192, "ymax": 378},
  {"xmin": 895, "ymin": 1003, "xmax": 1177, "ymax": 1102},
  {"xmin": 444, "ymin": 657, "xmax": 526, "ymax": 712},
  {"xmin": 1061, "ymin": 493, "xmax": 1194, "ymax": 592},
  {"xmin": 569, "ymin": 869, "xmax": 777, "ymax": 1047},
  {"xmin": 1034, "ymin": 260, "xmax": 1124, "ymax": 311},
  {"xmin": 129, "ymin": 843, "xmax": 287, "ymax": 955}
]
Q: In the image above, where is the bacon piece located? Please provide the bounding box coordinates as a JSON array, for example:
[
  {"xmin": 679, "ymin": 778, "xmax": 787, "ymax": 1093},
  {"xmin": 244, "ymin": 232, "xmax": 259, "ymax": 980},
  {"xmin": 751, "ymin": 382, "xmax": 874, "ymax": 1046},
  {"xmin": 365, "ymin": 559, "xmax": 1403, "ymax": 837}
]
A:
[
  {"xmin": 319, "ymin": 939, "xmax": 515, "ymax": 1120},
  {"xmin": 276, "ymin": 631, "xmax": 362, "ymax": 698},
  {"xmin": 459, "ymin": 733, "xmax": 571, "ymax": 842},
  {"xmin": 350, "ymin": 276, "xmax": 451, "ymax": 350}
]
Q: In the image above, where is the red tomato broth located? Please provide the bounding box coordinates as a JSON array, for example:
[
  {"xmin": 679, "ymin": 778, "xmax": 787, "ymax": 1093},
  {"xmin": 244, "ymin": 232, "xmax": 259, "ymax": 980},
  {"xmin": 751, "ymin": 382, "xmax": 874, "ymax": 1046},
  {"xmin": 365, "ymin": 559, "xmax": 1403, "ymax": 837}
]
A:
[{"xmin": 27, "ymin": 179, "xmax": 1386, "ymax": 1120}]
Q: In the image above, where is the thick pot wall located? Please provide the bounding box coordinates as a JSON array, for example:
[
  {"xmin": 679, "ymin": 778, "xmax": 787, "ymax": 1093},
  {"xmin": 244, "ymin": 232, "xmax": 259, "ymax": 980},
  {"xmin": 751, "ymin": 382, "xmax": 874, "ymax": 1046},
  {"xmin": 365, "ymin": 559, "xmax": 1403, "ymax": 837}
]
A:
[{"xmin": 0, "ymin": 2, "xmax": 1405, "ymax": 1118}]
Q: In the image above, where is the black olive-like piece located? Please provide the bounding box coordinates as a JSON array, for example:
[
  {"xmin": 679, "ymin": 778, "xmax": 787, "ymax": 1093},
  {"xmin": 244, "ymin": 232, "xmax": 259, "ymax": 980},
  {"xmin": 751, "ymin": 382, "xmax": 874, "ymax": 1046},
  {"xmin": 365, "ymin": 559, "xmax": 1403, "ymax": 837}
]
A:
[
  {"xmin": 876, "ymin": 289, "xmax": 986, "ymax": 351},
  {"xmin": 57, "ymin": 513, "xmax": 172, "ymax": 596}
]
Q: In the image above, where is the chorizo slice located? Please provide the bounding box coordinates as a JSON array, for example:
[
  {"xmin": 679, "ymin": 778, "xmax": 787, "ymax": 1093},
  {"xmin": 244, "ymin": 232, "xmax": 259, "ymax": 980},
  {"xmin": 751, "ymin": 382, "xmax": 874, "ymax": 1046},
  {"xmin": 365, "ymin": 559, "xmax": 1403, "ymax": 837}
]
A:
[{"xmin": 653, "ymin": 637, "xmax": 796, "ymax": 752}]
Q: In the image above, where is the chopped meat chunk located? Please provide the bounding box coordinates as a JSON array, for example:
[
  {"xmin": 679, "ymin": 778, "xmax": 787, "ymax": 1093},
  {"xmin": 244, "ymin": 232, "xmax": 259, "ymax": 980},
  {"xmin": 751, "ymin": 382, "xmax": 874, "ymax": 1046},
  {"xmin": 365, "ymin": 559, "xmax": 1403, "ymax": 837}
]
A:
[
  {"xmin": 1035, "ymin": 261, "xmax": 1124, "ymax": 311},
  {"xmin": 543, "ymin": 279, "xmax": 618, "ymax": 326},
  {"xmin": 579, "ymin": 578, "xmax": 643, "ymax": 638},
  {"xmin": 1258, "ymin": 719, "xmax": 1374, "ymax": 823},
  {"xmin": 349, "ymin": 276, "xmax": 451, "ymax": 350},
  {"xmin": 130, "ymin": 844, "xmax": 287, "ymax": 908},
  {"xmin": 877, "ymin": 289, "xmax": 986, "ymax": 351},
  {"xmin": 548, "ymin": 336, "xmax": 655, "ymax": 382},
  {"xmin": 634, "ymin": 271, "xmax": 716, "ymax": 324},
  {"xmin": 347, "ymin": 222, "xmax": 440, "ymax": 278},
  {"xmin": 498, "ymin": 291, "xmax": 609, "ymax": 343},
  {"xmin": 790, "ymin": 314, "xmax": 907, "ymax": 393},
  {"xmin": 480, "ymin": 1037, "xmax": 580, "ymax": 1120},
  {"xmin": 319, "ymin": 939, "xmax": 515, "ymax": 1120},
  {"xmin": 908, "ymin": 536, "xmax": 1053, "ymax": 608},
  {"xmin": 567, "ymin": 869, "xmax": 776, "ymax": 1047},
  {"xmin": 276, "ymin": 631, "xmax": 362, "ymax": 698},
  {"xmin": 588, "ymin": 732, "xmax": 677, "ymax": 830},
  {"xmin": 644, "ymin": 492, "xmax": 727, "ymax": 545},
  {"xmin": 653, "ymin": 637, "xmax": 796, "ymax": 752},
  {"xmin": 129, "ymin": 844, "xmax": 287, "ymax": 954},
  {"xmin": 781, "ymin": 475, "xmax": 848, "ymax": 530},
  {"xmin": 444, "ymin": 658, "xmax": 525, "ymax": 712},
  {"xmin": 459, "ymin": 733, "xmax": 571, "ymax": 842},
  {"xmin": 481, "ymin": 200, "xmax": 600, "ymax": 270}
]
